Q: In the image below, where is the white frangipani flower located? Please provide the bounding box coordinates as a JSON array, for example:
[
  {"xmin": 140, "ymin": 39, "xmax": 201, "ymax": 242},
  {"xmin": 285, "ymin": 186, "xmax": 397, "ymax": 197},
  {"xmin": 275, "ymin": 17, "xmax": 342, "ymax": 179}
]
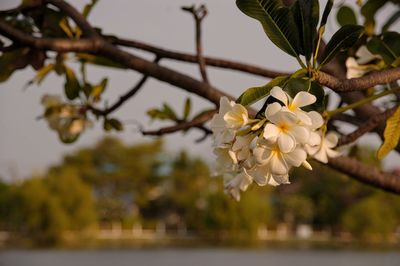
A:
[
  {"xmin": 253, "ymin": 139, "xmax": 308, "ymax": 176},
  {"xmin": 269, "ymin": 86, "xmax": 316, "ymax": 125},
  {"xmin": 213, "ymin": 145, "xmax": 238, "ymax": 174},
  {"xmin": 305, "ymin": 111, "xmax": 324, "ymax": 149},
  {"xmin": 346, "ymin": 45, "xmax": 382, "ymax": 79},
  {"xmin": 264, "ymin": 109, "xmax": 310, "ymax": 153},
  {"xmin": 232, "ymin": 134, "xmax": 256, "ymax": 161},
  {"xmin": 224, "ymin": 103, "xmax": 249, "ymax": 129},
  {"xmin": 247, "ymin": 164, "xmax": 289, "ymax": 187},
  {"xmin": 224, "ymin": 170, "xmax": 253, "ymax": 201},
  {"xmin": 210, "ymin": 97, "xmax": 236, "ymax": 146},
  {"xmin": 307, "ymin": 131, "xmax": 341, "ymax": 163}
]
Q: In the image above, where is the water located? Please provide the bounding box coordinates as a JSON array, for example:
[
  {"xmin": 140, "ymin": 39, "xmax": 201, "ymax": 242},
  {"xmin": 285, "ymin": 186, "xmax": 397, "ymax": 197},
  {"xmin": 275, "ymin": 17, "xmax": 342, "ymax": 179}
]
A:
[{"xmin": 1, "ymin": 249, "xmax": 399, "ymax": 266}]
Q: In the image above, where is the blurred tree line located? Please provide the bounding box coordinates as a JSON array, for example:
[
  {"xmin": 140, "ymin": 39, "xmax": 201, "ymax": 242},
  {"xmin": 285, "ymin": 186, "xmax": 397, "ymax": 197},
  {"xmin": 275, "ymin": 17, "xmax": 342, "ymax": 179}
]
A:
[{"xmin": 0, "ymin": 137, "xmax": 400, "ymax": 245}]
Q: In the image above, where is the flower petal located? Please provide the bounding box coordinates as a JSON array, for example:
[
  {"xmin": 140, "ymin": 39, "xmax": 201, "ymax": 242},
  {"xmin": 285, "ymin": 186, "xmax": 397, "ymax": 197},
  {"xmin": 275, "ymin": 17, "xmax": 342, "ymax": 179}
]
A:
[
  {"xmin": 278, "ymin": 133, "xmax": 296, "ymax": 153},
  {"xmin": 269, "ymin": 153, "xmax": 289, "ymax": 175},
  {"xmin": 308, "ymin": 111, "xmax": 324, "ymax": 129},
  {"xmin": 289, "ymin": 126, "xmax": 310, "ymax": 144},
  {"xmin": 291, "ymin": 91, "xmax": 316, "ymax": 109},
  {"xmin": 326, "ymin": 148, "xmax": 340, "ymax": 158},
  {"xmin": 248, "ymin": 166, "xmax": 270, "ymax": 186},
  {"xmin": 265, "ymin": 102, "xmax": 282, "ymax": 119},
  {"xmin": 232, "ymin": 134, "xmax": 254, "ymax": 151},
  {"xmin": 270, "ymin": 174, "xmax": 290, "ymax": 185},
  {"xmin": 313, "ymin": 148, "xmax": 329, "ymax": 163},
  {"xmin": 224, "ymin": 104, "xmax": 248, "ymax": 128},
  {"xmin": 253, "ymin": 146, "xmax": 272, "ymax": 165},
  {"xmin": 263, "ymin": 123, "xmax": 280, "ymax": 140},
  {"xmin": 284, "ymin": 147, "xmax": 306, "ymax": 167},
  {"xmin": 295, "ymin": 110, "xmax": 313, "ymax": 126},
  {"xmin": 270, "ymin": 86, "xmax": 288, "ymax": 106},
  {"xmin": 308, "ymin": 131, "xmax": 322, "ymax": 146},
  {"xmin": 325, "ymin": 132, "xmax": 339, "ymax": 148},
  {"xmin": 219, "ymin": 96, "xmax": 234, "ymax": 114}
]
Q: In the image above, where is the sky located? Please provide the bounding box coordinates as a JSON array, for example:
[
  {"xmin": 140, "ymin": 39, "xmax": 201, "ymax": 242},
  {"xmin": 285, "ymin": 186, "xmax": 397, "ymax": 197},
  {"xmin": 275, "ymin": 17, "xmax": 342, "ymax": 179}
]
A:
[{"xmin": 0, "ymin": 0, "xmax": 399, "ymax": 180}]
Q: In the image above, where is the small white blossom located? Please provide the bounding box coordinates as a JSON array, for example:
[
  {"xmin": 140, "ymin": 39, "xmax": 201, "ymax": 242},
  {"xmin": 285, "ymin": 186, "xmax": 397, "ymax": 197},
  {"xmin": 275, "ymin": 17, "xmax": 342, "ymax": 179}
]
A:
[
  {"xmin": 224, "ymin": 170, "xmax": 253, "ymax": 201},
  {"xmin": 210, "ymin": 97, "xmax": 236, "ymax": 147},
  {"xmin": 224, "ymin": 103, "xmax": 249, "ymax": 129},
  {"xmin": 264, "ymin": 109, "xmax": 310, "ymax": 152},
  {"xmin": 213, "ymin": 145, "xmax": 238, "ymax": 174},
  {"xmin": 253, "ymin": 140, "xmax": 308, "ymax": 176},
  {"xmin": 232, "ymin": 134, "xmax": 256, "ymax": 161},
  {"xmin": 346, "ymin": 46, "xmax": 382, "ymax": 79},
  {"xmin": 269, "ymin": 86, "xmax": 316, "ymax": 125},
  {"xmin": 307, "ymin": 131, "xmax": 341, "ymax": 163}
]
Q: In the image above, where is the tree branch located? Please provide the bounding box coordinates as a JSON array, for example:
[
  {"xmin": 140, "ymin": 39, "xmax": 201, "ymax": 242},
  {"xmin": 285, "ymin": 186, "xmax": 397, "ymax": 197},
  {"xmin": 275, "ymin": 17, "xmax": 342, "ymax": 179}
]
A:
[
  {"xmin": 329, "ymin": 156, "xmax": 400, "ymax": 194},
  {"xmin": 0, "ymin": 18, "xmax": 234, "ymax": 106},
  {"xmin": 109, "ymin": 37, "xmax": 288, "ymax": 79},
  {"xmin": 338, "ymin": 106, "xmax": 397, "ymax": 146},
  {"xmin": 316, "ymin": 67, "xmax": 400, "ymax": 92}
]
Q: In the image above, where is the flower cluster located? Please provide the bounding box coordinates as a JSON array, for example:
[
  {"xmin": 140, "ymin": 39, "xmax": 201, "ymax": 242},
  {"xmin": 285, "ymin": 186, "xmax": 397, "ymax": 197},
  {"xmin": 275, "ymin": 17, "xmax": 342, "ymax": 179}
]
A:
[
  {"xmin": 41, "ymin": 94, "xmax": 92, "ymax": 141},
  {"xmin": 210, "ymin": 87, "xmax": 340, "ymax": 201}
]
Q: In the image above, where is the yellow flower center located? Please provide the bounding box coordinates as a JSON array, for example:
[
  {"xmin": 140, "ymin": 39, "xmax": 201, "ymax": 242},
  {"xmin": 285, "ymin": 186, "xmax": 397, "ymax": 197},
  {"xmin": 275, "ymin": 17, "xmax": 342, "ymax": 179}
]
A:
[{"xmin": 279, "ymin": 123, "xmax": 289, "ymax": 132}]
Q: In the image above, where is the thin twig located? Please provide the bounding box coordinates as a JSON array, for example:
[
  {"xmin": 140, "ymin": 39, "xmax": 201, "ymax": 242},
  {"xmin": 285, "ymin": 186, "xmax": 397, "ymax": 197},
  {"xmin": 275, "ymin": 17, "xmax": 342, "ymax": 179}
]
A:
[
  {"xmin": 142, "ymin": 110, "xmax": 215, "ymax": 136},
  {"xmin": 338, "ymin": 106, "xmax": 397, "ymax": 146},
  {"xmin": 90, "ymin": 56, "xmax": 161, "ymax": 116},
  {"xmin": 108, "ymin": 37, "xmax": 288, "ymax": 78},
  {"xmin": 182, "ymin": 5, "xmax": 209, "ymax": 84},
  {"xmin": 331, "ymin": 113, "xmax": 364, "ymax": 127}
]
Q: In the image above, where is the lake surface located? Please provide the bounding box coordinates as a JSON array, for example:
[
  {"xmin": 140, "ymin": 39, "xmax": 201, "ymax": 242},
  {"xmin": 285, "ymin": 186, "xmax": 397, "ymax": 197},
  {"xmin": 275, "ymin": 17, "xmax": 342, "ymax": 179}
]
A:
[{"xmin": 1, "ymin": 249, "xmax": 399, "ymax": 266}]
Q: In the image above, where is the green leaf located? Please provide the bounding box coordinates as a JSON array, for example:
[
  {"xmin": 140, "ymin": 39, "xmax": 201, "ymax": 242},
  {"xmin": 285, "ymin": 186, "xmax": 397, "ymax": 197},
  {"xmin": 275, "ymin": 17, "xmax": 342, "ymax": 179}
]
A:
[
  {"xmin": 236, "ymin": 0, "xmax": 301, "ymax": 57},
  {"xmin": 183, "ymin": 98, "xmax": 191, "ymax": 121},
  {"xmin": 377, "ymin": 106, "xmax": 400, "ymax": 159},
  {"xmin": 361, "ymin": 0, "xmax": 385, "ymax": 33},
  {"xmin": 76, "ymin": 53, "xmax": 127, "ymax": 69},
  {"xmin": 90, "ymin": 78, "xmax": 108, "ymax": 102},
  {"xmin": 236, "ymin": 75, "xmax": 289, "ymax": 106},
  {"xmin": 367, "ymin": 32, "xmax": 400, "ymax": 65},
  {"xmin": 35, "ymin": 63, "xmax": 55, "ymax": 84},
  {"xmin": 147, "ymin": 109, "xmax": 171, "ymax": 121},
  {"xmin": 320, "ymin": 25, "xmax": 364, "ymax": 66},
  {"xmin": 320, "ymin": 0, "xmax": 334, "ymax": 28},
  {"xmin": 82, "ymin": 0, "xmax": 99, "ymax": 18},
  {"xmin": 64, "ymin": 67, "xmax": 81, "ymax": 100},
  {"xmin": 54, "ymin": 53, "xmax": 66, "ymax": 75},
  {"xmin": 292, "ymin": 0, "xmax": 319, "ymax": 61},
  {"xmin": 162, "ymin": 103, "xmax": 177, "ymax": 120},
  {"xmin": 336, "ymin": 5, "xmax": 357, "ymax": 26},
  {"xmin": 382, "ymin": 10, "xmax": 400, "ymax": 32},
  {"xmin": 103, "ymin": 118, "xmax": 123, "ymax": 132},
  {"xmin": 58, "ymin": 132, "xmax": 79, "ymax": 144},
  {"xmin": 0, "ymin": 48, "xmax": 30, "ymax": 82}
]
